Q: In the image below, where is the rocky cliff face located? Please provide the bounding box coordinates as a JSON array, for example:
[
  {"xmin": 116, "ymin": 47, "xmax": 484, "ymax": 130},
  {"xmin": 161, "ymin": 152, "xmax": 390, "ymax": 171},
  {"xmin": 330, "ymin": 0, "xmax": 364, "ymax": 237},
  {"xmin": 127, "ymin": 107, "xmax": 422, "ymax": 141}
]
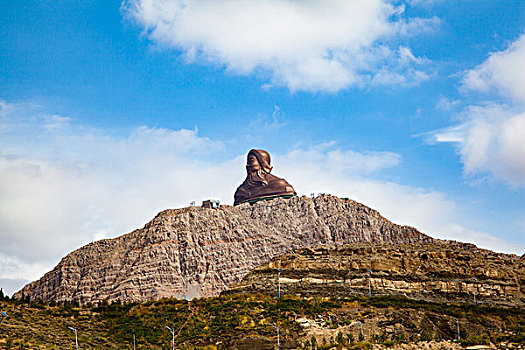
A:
[
  {"xmin": 230, "ymin": 243, "xmax": 525, "ymax": 307},
  {"xmin": 15, "ymin": 195, "xmax": 432, "ymax": 303}
]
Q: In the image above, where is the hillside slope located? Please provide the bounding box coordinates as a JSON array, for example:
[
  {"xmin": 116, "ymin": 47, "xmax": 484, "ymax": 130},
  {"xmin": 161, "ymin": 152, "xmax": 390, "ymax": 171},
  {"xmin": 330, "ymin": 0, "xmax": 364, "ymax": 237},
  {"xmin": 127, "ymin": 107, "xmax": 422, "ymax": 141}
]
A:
[
  {"xmin": 2, "ymin": 294, "xmax": 524, "ymax": 349},
  {"xmin": 15, "ymin": 195, "xmax": 431, "ymax": 303},
  {"xmin": 230, "ymin": 243, "xmax": 525, "ymax": 307}
]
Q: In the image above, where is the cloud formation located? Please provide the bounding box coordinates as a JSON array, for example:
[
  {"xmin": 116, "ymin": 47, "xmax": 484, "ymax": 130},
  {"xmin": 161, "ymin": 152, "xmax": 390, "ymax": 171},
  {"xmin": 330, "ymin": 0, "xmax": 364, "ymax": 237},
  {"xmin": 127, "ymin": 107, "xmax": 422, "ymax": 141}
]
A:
[
  {"xmin": 431, "ymin": 105, "xmax": 525, "ymax": 187},
  {"xmin": 123, "ymin": 0, "xmax": 436, "ymax": 92},
  {"xmin": 430, "ymin": 33, "xmax": 525, "ymax": 187},
  {"xmin": 463, "ymin": 34, "xmax": 525, "ymax": 102}
]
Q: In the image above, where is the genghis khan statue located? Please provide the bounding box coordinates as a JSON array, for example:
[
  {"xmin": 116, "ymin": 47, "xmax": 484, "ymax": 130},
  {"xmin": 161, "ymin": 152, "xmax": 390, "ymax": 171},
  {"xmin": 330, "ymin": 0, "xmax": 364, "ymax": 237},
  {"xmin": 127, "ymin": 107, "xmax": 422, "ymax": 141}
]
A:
[{"xmin": 234, "ymin": 149, "xmax": 296, "ymax": 205}]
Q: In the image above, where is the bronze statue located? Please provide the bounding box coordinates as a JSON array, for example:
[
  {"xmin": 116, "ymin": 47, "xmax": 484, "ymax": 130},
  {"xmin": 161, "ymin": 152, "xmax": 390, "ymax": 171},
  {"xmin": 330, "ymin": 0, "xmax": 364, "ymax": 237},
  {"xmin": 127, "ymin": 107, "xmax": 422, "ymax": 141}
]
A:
[{"xmin": 234, "ymin": 149, "xmax": 296, "ymax": 205}]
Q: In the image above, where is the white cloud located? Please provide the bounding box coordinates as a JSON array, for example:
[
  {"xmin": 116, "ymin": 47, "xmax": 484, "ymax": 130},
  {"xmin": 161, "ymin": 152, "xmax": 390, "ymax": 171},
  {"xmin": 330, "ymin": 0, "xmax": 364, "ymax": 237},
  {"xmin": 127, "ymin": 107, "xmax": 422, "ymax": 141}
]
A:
[
  {"xmin": 0, "ymin": 252, "xmax": 49, "ymax": 282},
  {"xmin": 406, "ymin": 0, "xmax": 444, "ymax": 7},
  {"xmin": 0, "ymin": 279, "xmax": 30, "ymax": 298},
  {"xmin": 428, "ymin": 34, "xmax": 525, "ymax": 187},
  {"xmin": 439, "ymin": 224, "xmax": 524, "ymax": 255},
  {"xmin": 123, "ymin": 0, "xmax": 436, "ymax": 92},
  {"xmin": 2, "ymin": 101, "xmax": 522, "ymax": 285},
  {"xmin": 463, "ymin": 33, "xmax": 525, "ymax": 103},
  {"xmin": 436, "ymin": 97, "xmax": 460, "ymax": 112},
  {"xmin": 277, "ymin": 143, "xmax": 401, "ymax": 176},
  {"xmin": 429, "ymin": 106, "xmax": 525, "ymax": 187}
]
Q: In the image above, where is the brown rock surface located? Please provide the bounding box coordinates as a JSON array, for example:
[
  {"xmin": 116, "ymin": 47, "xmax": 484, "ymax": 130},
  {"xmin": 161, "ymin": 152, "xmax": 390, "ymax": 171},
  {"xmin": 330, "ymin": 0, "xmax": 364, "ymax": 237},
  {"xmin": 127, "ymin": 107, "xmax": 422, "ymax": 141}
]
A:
[
  {"xmin": 15, "ymin": 195, "xmax": 432, "ymax": 303},
  {"xmin": 231, "ymin": 243, "xmax": 525, "ymax": 307}
]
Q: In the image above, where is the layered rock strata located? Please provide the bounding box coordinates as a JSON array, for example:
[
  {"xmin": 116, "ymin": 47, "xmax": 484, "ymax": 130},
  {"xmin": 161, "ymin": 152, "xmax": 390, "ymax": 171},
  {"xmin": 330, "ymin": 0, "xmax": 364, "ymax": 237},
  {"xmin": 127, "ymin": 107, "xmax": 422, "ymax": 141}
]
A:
[
  {"xmin": 229, "ymin": 243, "xmax": 525, "ymax": 307},
  {"xmin": 15, "ymin": 195, "xmax": 432, "ymax": 303}
]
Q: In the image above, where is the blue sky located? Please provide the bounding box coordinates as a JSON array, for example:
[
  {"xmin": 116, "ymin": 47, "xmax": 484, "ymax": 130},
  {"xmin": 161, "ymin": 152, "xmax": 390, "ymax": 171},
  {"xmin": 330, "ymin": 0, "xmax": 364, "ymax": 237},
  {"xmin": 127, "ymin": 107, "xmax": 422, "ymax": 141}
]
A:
[{"xmin": 1, "ymin": 0, "xmax": 525, "ymax": 295}]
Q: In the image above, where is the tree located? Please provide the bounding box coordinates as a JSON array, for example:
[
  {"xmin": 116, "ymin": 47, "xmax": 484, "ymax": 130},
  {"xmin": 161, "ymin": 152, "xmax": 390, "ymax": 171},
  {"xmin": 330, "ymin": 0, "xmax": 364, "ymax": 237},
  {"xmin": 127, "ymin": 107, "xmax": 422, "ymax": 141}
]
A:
[
  {"xmin": 310, "ymin": 336, "xmax": 317, "ymax": 349},
  {"xmin": 336, "ymin": 331, "xmax": 345, "ymax": 345},
  {"xmin": 0, "ymin": 288, "xmax": 4, "ymax": 300}
]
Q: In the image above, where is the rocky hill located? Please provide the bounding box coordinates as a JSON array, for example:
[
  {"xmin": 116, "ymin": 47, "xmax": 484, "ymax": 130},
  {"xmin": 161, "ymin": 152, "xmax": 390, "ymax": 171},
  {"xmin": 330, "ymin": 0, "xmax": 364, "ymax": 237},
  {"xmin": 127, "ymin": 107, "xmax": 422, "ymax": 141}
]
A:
[
  {"xmin": 15, "ymin": 195, "xmax": 432, "ymax": 303},
  {"xmin": 229, "ymin": 243, "xmax": 525, "ymax": 307}
]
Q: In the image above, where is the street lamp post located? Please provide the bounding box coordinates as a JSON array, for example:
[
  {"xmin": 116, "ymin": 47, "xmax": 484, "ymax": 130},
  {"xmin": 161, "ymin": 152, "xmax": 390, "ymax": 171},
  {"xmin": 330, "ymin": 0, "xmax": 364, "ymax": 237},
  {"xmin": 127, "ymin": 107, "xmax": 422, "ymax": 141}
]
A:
[
  {"xmin": 356, "ymin": 321, "xmax": 364, "ymax": 337},
  {"xmin": 454, "ymin": 317, "xmax": 460, "ymax": 340},
  {"xmin": 68, "ymin": 326, "xmax": 79, "ymax": 350},
  {"xmin": 180, "ymin": 274, "xmax": 187, "ymax": 300},
  {"xmin": 0, "ymin": 311, "xmax": 8, "ymax": 325},
  {"xmin": 272, "ymin": 323, "xmax": 280, "ymax": 350},
  {"xmin": 367, "ymin": 270, "xmax": 372, "ymax": 298},
  {"xmin": 0, "ymin": 311, "xmax": 8, "ymax": 331},
  {"xmin": 151, "ymin": 288, "xmax": 159, "ymax": 300},
  {"xmin": 166, "ymin": 326, "xmax": 175, "ymax": 350},
  {"xmin": 276, "ymin": 267, "xmax": 281, "ymax": 298}
]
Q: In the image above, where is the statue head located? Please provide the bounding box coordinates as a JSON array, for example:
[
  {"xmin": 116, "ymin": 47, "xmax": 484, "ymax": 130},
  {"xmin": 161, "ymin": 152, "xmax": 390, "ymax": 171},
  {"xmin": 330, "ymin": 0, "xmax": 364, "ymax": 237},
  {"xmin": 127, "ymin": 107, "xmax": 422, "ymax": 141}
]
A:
[{"xmin": 246, "ymin": 149, "xmax": 273, "ymax": 174}]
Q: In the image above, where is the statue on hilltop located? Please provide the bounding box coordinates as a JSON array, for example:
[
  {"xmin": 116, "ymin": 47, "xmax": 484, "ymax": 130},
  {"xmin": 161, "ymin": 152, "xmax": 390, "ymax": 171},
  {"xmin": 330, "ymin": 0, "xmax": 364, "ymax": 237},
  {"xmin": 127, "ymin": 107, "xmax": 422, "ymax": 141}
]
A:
[{"xmin": 234, "ymin": 149, "xmax": 296, "ymax": 205}]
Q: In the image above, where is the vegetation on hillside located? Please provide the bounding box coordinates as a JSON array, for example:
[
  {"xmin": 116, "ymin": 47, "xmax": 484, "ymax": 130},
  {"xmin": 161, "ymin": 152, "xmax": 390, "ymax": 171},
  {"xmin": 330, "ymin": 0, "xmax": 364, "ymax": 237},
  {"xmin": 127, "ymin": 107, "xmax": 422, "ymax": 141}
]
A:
[{"xmin": 0, "ymin": 291, "xmax": 523, "ymax": 349}]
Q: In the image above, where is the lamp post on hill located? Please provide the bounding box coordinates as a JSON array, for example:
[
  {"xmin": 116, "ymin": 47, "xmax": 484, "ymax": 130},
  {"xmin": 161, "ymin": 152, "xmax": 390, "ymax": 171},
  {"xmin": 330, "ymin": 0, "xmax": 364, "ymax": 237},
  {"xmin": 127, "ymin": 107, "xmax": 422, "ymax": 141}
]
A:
[
  {"xmin": 454, "ymin": 317, "xmax": 460, "ymax": 341},
  {"xmin": 276, "ymin": 267, "xmax": 281, "ymax": 299},
  {"xmin": 367, "ymin": 270, "xmax": 372, "ymax": 298},
  {"xmin": 355, "ymin": 321, "xmax": 363, "ymax": 336},
  {"xmin": 272, "ymin": 323, "xmax": 280, "ymax": 350},
  {"xmin": 0, "ymin": 311, "xmax": 8, "ymax": 329},
  {"xmin": 68, "ymin": 326, "xmax": 79, "ymax": 350},
  {"xmin": 166, "ymin": 326, "xmax": 175, "ymax": 350},
  {"xmin": 151, "ymin": 288, "xmax": 159, "ymax": 300},
  {"xmin": 180, "ymin": 274, "xmax": 188, "ymax": 300}
]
